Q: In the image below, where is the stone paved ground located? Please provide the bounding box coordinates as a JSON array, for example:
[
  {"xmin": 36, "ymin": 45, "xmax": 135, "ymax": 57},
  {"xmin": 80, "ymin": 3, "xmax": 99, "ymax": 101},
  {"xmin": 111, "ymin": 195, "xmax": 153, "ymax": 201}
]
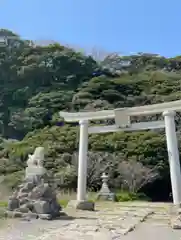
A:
[{"xmin": 0, "ymin": 202, "xmax": 181, "ymax": 240}]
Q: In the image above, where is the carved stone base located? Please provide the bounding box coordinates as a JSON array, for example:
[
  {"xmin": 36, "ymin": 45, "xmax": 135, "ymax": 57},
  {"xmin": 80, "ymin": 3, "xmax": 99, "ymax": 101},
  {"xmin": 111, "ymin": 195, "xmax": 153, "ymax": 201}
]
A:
[
  {"xmin": 67, "ymin": 200, "xmax": 95, "ymax": 211},
  {"xmin": 7, "ymin": 181, "xmax": 63, "ymax": 220},
  {"xmin": 96, "ymin": 192, "xmax": 116, "ymax": 202}
]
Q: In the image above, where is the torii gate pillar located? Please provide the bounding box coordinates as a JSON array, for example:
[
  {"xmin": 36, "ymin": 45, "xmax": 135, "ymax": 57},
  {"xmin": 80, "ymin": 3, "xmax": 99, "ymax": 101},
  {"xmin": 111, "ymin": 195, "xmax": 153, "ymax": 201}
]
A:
[
  {"xmin": 77, "ymin": 120, "xmax": 88, "ymax": 201},
  {"xmin": 163, "ymin": 110, "xmax": 181, "ymax": 205},
  {"xmin": 68, "ymin": 120, "xmax": 95, "ymax": 210}
]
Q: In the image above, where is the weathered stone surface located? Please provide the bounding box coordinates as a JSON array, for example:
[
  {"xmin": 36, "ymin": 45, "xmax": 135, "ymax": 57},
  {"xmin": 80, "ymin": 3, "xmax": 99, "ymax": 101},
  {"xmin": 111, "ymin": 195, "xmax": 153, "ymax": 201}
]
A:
[
  {"xmin": 23, "ymin": 182, "xmax": 35, "ymax": 191},
  {"xmin": 28, "ymin": 185, "xmax": 43, "ymax": 199},
  {"xmin": 18, "ymin": 192, "xmax": 28, "ymax": 199},
  {"xmin": 8, "ymin": 198, "xmax": 20, "ymax": 211},
  {"xmin": 19, "ymin": 197, "xmax": 29, "ymax": 205},
  {"xmin": 67, "ymin": 200, "xmax": 95, "ymax": 211},
  {"xmin": 17, "ymin": 205, "xmax": 29, "ymax": 213},
  {"xmin": 25, "ymin": 202, "xmax": 34, "ymax": 211},
  {"xmin": 42, "ymin": 184, "xmax": 54, "ymax": 197},
  {"xmin": 34, "ymin": 201, "xmax": 51, "ymax": 214},
  {"xmin": 50, "ymin": 199, "xmax": 62, "ymax": 213}
]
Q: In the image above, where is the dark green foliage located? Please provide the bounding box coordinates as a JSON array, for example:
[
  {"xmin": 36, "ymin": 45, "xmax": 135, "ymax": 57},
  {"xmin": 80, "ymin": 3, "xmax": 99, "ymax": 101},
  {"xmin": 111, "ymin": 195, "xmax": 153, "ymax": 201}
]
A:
[{"xmin": 1, "ymin": 29, "xmax": 181, "ymax": 197}]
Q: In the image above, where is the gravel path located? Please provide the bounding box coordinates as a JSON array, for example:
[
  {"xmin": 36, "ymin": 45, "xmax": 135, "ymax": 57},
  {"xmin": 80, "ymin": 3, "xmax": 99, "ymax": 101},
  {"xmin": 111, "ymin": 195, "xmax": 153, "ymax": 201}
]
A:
[{"xmin": 0, "ymin": 202, "xmax": 180, "ymax": 240}]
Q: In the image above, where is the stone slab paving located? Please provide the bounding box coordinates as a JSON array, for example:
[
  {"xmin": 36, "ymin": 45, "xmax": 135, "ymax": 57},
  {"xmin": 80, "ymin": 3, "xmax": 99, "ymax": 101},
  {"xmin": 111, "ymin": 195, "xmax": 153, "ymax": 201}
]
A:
[
  {"xmin": 0, "ymin": 202, "xmax": 180, "ymax": 240},
  {"xmin": 123, "ymin": 222, "xmax": 181, "ymax": 240}
]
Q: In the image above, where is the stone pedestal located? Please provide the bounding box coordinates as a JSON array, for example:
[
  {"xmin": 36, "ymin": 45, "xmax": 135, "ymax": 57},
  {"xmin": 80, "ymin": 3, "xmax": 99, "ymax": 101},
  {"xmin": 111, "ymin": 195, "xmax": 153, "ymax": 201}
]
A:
[
  {"xmin": 67, "ymin": 200, "xmax": 95, "ymax": 211},
  {"xmin": 6, "ymin": 147, "xmax": 65, "ymax": 220},
  {"xmin": 97, "ymin": 173, "xmax": 116, "ymax": 201}
]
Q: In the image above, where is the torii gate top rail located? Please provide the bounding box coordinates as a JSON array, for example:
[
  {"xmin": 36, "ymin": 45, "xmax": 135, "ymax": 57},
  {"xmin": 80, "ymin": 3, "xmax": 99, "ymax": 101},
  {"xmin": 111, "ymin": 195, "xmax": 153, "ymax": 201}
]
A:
[{"xmin": 59, "ymin": 100, "xmax": 181, "ymax": 122}]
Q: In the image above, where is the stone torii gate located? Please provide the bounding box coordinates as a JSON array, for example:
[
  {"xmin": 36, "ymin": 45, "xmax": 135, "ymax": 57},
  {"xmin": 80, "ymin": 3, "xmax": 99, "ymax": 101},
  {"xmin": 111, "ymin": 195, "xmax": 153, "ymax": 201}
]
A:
[{"xmin": 60, "ymin": 100, "xmax": 181, "ymax": 210}]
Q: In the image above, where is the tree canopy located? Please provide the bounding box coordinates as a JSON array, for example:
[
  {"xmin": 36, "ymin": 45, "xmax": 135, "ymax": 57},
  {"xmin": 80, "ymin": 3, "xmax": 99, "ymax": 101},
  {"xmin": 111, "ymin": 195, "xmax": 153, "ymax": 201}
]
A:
[{"xmin": 0, "ymin": 29, "xmax": 181, "ymax": 199}]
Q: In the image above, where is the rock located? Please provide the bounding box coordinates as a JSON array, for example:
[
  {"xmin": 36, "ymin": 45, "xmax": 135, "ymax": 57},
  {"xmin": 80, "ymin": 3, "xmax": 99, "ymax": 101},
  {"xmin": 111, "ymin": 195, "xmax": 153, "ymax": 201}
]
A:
[
  {"xmin": 17, "ymin": 205, "xmax": 29, "ymax": 213},
  {"xmin": 50, "ymin": 199, "xmax": 62, "ymax": 214},
  {"xmin": 18, "ymin": 192, "xmax": 28, "ymax": 199},
  {"xmin": 19, "ymin": 198, "xmax": 29, "ymax": 205},
  {"xmin": 28, "ymin": 185, "xmax": 44, "ymax": 199},
  {"xmin": 38, "ymin": 214, "xmax": 52, "ymax": 220},
  {"xmin": 171, "ymin": 216, "xmax": 181, "ymax": 229},
  {"xmin": 25, "ymin": 202, "xmax": 34, "ymax": 211},
  {"xmin": 11, "ymin": 190, "xmax": 18, "ymax": 198},
  {"xmin": 25, "ymin": 182, "xmax": 35, "ymax": 189},
  {"xmin": 67, "ymin": 200, "xmax": 95, "ymax": 211},
  {"xmin": 8, "ymin": 198, "xmax": 19, "ymax": 211},
  {"xmin": 20, "ymin": 182, "xmax": 34, "ymax": 193},
  {"xmin": 34, "ymin": 201, "xmax": 51, "ymax": 214},
  {"xmin": 42, "ymin": 184, "xmax": 56, "ymax": 199},
  {"xmin": 13, "ymin": 211, "xmax": 23, "ymax": 218}
]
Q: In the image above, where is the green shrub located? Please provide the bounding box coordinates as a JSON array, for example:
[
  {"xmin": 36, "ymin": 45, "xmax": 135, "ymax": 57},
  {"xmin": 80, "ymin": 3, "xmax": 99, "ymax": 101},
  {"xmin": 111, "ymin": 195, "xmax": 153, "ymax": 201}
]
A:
[
  {"xmin": 116, "ymin": 191, "xmax": 150, "ymax": 202},
  {"xmin": 0, "ymin": 201, "xmax": 7, "ymax": 208},
  {"xmin": 58, "ymin": 199, "xmax": 69, "ymax": 208}
]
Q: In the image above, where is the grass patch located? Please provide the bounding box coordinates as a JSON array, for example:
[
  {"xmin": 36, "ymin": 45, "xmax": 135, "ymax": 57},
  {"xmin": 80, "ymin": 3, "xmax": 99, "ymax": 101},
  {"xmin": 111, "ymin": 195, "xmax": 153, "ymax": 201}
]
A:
[{"xmin": 0, "ymin": 201, "xmax": 8, "ymax": 208}]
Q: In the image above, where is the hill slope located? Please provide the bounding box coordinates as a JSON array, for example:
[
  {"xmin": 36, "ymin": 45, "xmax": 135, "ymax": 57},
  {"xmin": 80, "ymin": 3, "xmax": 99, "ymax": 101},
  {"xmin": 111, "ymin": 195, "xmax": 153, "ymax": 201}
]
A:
[{"xmin": 1, "ymin": 29, "xmax": 181, "ymax": 199}]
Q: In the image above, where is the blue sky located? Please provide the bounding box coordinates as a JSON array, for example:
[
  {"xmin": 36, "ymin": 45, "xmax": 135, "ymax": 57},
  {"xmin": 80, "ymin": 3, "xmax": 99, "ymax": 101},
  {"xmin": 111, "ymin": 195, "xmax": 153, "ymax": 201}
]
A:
[{"xmin": 1, "ymin": 0, "xmax": 181, "ymax": 57}]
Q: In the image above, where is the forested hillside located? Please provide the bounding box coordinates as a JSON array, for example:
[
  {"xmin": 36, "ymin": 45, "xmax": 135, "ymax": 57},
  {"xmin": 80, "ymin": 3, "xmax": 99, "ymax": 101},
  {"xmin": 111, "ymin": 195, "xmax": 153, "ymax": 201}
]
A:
[{"xmin": 1, "ymin": 29, "xmax": 181, "ymax": 200}]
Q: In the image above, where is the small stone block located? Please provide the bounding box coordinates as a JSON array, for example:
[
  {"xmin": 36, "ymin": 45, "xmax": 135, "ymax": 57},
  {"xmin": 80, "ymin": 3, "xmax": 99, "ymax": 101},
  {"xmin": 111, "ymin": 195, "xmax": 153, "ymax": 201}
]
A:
[
  {"xmin": 67, "ymin": 200, "xmax": 95, "ymax": 211},
  {"xmin": 8, "ymin": 198, "xmax": 20, "ymax": 211}
]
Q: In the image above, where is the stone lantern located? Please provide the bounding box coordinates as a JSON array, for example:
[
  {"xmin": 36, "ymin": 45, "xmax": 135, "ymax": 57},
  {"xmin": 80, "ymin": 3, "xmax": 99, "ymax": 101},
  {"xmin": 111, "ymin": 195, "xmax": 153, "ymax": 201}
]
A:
[{"xmin": 97, "ymin": 173, "xmax": 116, "ymax": 201}]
